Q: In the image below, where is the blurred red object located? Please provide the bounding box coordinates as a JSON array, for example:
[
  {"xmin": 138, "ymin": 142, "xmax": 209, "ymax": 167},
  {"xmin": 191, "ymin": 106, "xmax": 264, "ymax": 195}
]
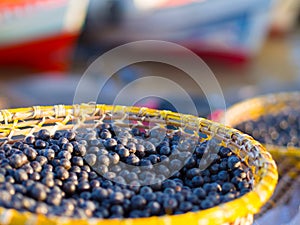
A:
[
  {"xmin": 0, "ymin": 0, "xmax": 88, "ymax": 72},
  {"xmin": 0, "ymin": 33, "xmax": 78, "ymax": 71},
  {"xmin": 208, "ymin": 109, "xmax": 224, "ymax": 122}
]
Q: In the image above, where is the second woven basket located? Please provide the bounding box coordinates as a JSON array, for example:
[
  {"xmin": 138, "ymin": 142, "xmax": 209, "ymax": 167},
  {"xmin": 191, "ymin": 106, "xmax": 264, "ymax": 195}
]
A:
[{"xmin": 223, "ymin": 92, "xmax": 300, "ymax": 217}]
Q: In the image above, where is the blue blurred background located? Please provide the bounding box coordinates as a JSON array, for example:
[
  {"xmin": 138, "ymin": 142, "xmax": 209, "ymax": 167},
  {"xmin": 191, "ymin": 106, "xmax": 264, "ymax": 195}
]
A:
[{"xmin": 0, "ymin": 0, "xmax": 299, "ymax": 117}]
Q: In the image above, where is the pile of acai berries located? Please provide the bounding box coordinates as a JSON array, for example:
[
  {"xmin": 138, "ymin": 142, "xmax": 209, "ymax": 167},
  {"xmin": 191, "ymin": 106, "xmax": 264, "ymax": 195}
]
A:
[
  {"xmin": 235, "ymin": 108, "xmax": 300, "ymax": 147},
  {"xmin": 0, "ymin": 124, "xmax": 253, "ymax": 219}
]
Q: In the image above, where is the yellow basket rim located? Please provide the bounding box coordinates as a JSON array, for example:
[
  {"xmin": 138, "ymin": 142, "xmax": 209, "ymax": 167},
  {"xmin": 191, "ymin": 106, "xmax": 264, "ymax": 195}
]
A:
[{"xmin": 0, "ymin": 104, "xmax": 278, "ymax": 225}]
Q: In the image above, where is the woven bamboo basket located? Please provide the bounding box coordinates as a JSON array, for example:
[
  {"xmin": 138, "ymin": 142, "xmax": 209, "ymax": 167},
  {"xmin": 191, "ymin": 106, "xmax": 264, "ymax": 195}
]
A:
[
  {"xmin": 0, "ymin": 104, "xmax": 277, "ymax": 225},
  {"xmin": 223, "ymin": 92, "xmax": 300, "ymax": 217}
]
